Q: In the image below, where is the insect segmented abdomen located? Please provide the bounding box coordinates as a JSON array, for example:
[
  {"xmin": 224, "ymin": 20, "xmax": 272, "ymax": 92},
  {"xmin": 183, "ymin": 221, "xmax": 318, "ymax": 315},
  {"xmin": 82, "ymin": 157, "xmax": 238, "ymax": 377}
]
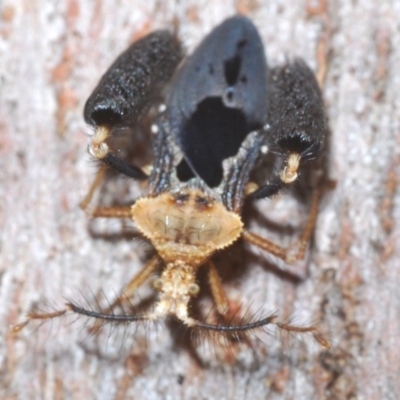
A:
[{"xmin": 84, "ymin": 30, "xmax": 183, "ymax": 129}]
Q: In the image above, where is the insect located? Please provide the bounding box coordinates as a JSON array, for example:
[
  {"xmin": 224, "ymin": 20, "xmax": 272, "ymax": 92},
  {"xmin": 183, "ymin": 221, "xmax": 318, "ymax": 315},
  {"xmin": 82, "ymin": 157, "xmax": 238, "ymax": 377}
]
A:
[{"xmin": 13, "ymin": 16, "xmax": 329, "ymax": 348}]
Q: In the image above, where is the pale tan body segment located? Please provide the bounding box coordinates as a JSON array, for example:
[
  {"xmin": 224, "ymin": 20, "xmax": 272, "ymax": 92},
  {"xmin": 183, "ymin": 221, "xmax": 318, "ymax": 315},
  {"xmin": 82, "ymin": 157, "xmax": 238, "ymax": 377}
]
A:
[{"xmin": 131, "ymin": 190, "xmax": 243, "ymax": 326}]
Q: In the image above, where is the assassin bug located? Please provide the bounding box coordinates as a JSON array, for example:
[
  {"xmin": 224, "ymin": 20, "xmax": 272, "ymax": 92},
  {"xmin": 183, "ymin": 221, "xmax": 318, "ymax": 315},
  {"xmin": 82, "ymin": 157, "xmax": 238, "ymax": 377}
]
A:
[{"xmin": 14, "ymin": 16, "xmax": 329, "ymax": 348}]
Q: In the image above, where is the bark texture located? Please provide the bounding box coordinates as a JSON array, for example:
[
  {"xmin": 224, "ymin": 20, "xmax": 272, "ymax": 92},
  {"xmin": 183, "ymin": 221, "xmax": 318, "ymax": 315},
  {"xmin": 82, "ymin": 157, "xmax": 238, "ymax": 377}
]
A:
[{"xmin": 1, "ymin": 1, "xmax": 400, "ymax": 399}]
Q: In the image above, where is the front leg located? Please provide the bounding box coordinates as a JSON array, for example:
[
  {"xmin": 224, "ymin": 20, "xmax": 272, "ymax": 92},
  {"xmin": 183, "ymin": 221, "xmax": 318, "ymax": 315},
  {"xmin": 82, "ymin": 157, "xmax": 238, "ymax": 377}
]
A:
[{"xmin": 243, "ymin": 186, "xmax": 321, "ymax": 264}]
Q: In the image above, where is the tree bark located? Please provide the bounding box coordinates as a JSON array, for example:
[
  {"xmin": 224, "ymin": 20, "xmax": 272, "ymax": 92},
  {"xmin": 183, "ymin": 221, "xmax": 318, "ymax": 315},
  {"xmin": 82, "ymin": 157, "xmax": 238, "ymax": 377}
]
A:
[{"xmin": 1, "ymin": 1, "xmax": 399, "ymax": 399}]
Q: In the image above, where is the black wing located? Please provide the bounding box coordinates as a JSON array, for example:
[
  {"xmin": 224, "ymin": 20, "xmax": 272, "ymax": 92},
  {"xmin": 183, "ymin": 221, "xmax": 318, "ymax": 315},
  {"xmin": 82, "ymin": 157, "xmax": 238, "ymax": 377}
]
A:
[{"xmin": 168, "ymin": 16, "xmax": 268, "ymax": 187}]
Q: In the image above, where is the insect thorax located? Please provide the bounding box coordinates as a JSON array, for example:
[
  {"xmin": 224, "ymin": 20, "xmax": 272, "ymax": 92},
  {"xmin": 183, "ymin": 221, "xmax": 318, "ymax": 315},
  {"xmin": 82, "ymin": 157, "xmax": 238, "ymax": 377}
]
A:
[{"xmin": 131, "ymin": 189, "xmax": 243, "ymax": 267}]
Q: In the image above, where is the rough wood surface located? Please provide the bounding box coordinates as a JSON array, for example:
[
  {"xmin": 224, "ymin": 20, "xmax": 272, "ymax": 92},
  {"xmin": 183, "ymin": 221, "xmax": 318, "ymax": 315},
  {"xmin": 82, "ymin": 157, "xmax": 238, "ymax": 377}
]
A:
[{"xmin": 1, "ymin": 1, "xmax": 400, "ymax": 399}]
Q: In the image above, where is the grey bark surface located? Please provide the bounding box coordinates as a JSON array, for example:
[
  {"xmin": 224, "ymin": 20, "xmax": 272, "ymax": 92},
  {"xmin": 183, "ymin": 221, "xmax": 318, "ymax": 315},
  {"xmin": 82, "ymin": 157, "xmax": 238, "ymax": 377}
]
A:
[{"xmin": 1, "ymin": 1, "xmax": 399, "ymax": 399}]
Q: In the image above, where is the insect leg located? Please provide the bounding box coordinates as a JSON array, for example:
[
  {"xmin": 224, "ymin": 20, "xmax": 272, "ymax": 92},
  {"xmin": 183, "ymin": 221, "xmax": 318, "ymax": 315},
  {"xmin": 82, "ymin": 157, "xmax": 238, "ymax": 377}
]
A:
[
  {"xmin": 247, "ymin": 152, "xmax": 302, "ymax": 200},
  {"xmin": 208, "ymin": 260, "xmax": 254, "ymax": 326},
  {"xmin": 207, "ymin": 260, "xmax": 230, "ymax": 316},
  {"xmin": 79, "ymin": 166, "xmax": 106, "ymax": 211},
  {"xmin": 242, "ymin": 187, "xmax": 321, "ymax": 264},
  {"xmin": 242, "ymin": 230, "xmax": 291, "ymax": 261},
  {"xmin": 85, "ymin": 256, "xmax": 161, "ymax": 331},
  {"xmin": 87, "ymin": 126, "xmax": 149, "ymax": 180},
  {"xmin": 87, "ymin": 205, "xmax": 133, "ymax": 219},
  {"xmin": 276, "ymin": 322, "xmax": 330, "ymax": 349},
  {"xmin": 206, "ymin": 261, "xmax": 256, "ymax": 348},
  {"xmin": 65, "ymin": 302, "xmax": 147, "ymax": 324},
  {"xmin": 11, "ymin": 309, "xmax": 68, "ymax": 333},
  {"xmin": 102, "ymin": 256, "xmax": 161, "ymax": 314},
  {"xmin": 11, "ymin": 204, "xmax": 137, "ymax": 333},
  {"xmin": 12, "ymin": 257, "xmax": 162, "ymax": 333},
  {"xmin": 291, "ymin": 185, "xmax": 321, "ymax": 261},
  {"xmin": 199, "ymin": 263, "xmax": 330, "ymax": 347}
]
